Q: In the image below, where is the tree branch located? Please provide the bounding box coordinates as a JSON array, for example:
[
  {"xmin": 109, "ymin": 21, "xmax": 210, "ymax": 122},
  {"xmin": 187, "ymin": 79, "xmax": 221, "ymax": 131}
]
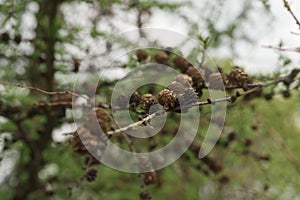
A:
[
  {"xmin": 0, "ymin": 81, "xmax": 90, "ymax": 101},
  {"xmin": 106, "ymin": 110, "xmax": 165, "ymax": 136},
  {"xmin": 107, "ymin": 68, "xmax": 300, "ymax": 136},
  {"xmin": 283, "ymin": 0, "xmax": 300, "ymax": 30},
  {"xmin": 262, "ymin": 45, "xmax": 300, "ymax": 53}
]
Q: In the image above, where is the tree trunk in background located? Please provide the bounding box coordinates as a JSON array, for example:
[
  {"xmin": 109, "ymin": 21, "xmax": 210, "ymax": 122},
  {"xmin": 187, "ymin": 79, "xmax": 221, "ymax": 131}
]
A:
[{"xmin": 13, "ymin": 0, "xmax": 61, "ymax": 199}]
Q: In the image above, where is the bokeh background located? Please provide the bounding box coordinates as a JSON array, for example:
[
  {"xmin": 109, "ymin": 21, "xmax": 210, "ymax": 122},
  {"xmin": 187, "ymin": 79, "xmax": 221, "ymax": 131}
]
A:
[{"xmin": 0, "ymin": 0, "xmax": 300, "ymax": 199}]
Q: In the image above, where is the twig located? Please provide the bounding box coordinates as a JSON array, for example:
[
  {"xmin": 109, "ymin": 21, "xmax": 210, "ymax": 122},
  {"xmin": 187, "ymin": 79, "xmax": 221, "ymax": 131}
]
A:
[
  {"xmin": 262, "ymin": 45, "xmax": 300, "ymax": 53},
  {"xmin": 283, "ymin": 0, "xmax": 300, "ymax": 30},
  {"xmin": 120, "ymin": 132, "xmax": 137, "ymax": 153},
  {"xmin": 106, "ymin": 69, "xmax": 300, "ymax": 136},
  {"xmin": 0, "ymin": 81, "xmax": 90, "ymax": 101},
  {"xmin": 34, "ymin": 101, "xmax": 75, "ymax": 107},
  {"xmin": 3, "ymin": 68, "xmax": 300, "ymax": 140},
  {"xmin": 225, "ymin": 83, "xmax": 263, "ymax": 90},
  {"xmin": 108, "ymin": 96, "xmax": 232, "ymax": 137},
  {"xmin": 199, "ymin": 36, "xmax": 210, "ymax": 66},
  {"xmin": 106, "ymin": 110, "xmax": 165, "ymax": 136},
  {"xmin": 175, "ymin": 96, "xmax": 232, "ymax": 112},
  {"xmin": 198, "ymin": 96, "xmax": 232, "ymax": 105},
  {"xmin": 291, "ymin": 31, "xmax": 300, "ymax": 36}
]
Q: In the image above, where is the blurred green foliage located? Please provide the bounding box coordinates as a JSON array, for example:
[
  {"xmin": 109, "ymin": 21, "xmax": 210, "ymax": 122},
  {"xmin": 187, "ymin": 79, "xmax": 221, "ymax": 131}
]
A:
[{"xmin": 0, "ymin": 0, "xmax": 299, "ymax": 200}]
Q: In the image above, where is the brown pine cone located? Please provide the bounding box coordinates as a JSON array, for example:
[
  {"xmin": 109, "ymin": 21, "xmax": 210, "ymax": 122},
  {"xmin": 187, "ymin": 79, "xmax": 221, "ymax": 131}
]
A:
[
  {"xmin": 140, "ymin": 94, "xmax": 158, "ymax": 111},
  {"xmin": 208, "ymin": 73, "xmax": 228, "ymax": 90},
  {"xmin": 185, "ymin": 67, "xmax": 206, "ymax": 89},
  {"xmin": 85, "ymin": 168, "xmax": 98, "ymax": 182},
  {"xmin": 167, "ymin": 81, "xmax": 186, "ymax": 96},
  {"xmin": 173, "ymin": 55, "xmax": 191, "ymax": 72},
  {"xmin": 200, "ymin": 66, "xmax": 214, "ymax": 80},
  {"xmin": 136, "ymin": 49, "xmax": 148, "ymax": 62},
  {"xmin": 157, "ymin": 89, "xmax": 177, "ymax": 111},
  {"xmin": 70, "ymin": 127, "xmax": 90, "ymax": 155},
  {"xmin": 167, "ymin": 81, "xmax": 198, "ymax": 111},
  {"xmin": 174, "ymin": 74, "xmax": 193, "ymax": 87},
  {"xmin": 228, "ymin": 67, "xmax": 250, "ymax": 86},
  {"xmin": 70, "ymin": 127, "xmax": 107, "ymax": 160},
  {"xmin": 129, "ymin": 91, "xmax": 141, "ymax": 107},
  {"xmin": 84, "ymin": 107, "xmax": 113, "ymax": 134},
  {"xmin": 176, "ymin": 87, "xmax": 198, "ymax": 109},
  {"xmin": 154, "ymin": 50, "xmax": 168, "ymax": 64},
  {"xmin": 139, "ymin": 156, "xmax": 159, "ymax": 186},
  {"xmin": 142, "ymin": 171, "xmax": 159, "ymax": 186},
  {"xmin": 139, "ymin": 189, "xmax": 151, "ymax": 200}
]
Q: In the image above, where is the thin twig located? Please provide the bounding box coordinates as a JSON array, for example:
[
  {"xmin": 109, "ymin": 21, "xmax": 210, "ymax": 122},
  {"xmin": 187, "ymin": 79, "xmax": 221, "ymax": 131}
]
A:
[
  {"xmin": 0, "ymin": 81, "xmax": 90, "ymax": 101},
  {"xmin": 199, "ymin": 36, "xmax": 210, "ymax": 66},
  {"xmin": 120, "ymin": 132, "xmax": 137, "ymax": 153},
  {"xmin": 106, "ymin": 110, "xmax": 165, "ymax": 136},
  {"xmin": 291, "ymin": 31, "xmax": 300, "ymax": 36},
  {"xmin": 34, "ymin": 101, "xmax": 75, "ymax": 107},
  {"xmin": 198, "ymin": 96, "xmax": 232, "ymax": 105},
  {"xmin": 283, "ymin": 0, "xmax": 300, "ymax": 30},
  {"xmin": 262, "ymin": 45, "xmax": 300, "ymax": 53},
  {"xmin": 225, "ymin": 83, "xmax": 263, "ymax": 90}
]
